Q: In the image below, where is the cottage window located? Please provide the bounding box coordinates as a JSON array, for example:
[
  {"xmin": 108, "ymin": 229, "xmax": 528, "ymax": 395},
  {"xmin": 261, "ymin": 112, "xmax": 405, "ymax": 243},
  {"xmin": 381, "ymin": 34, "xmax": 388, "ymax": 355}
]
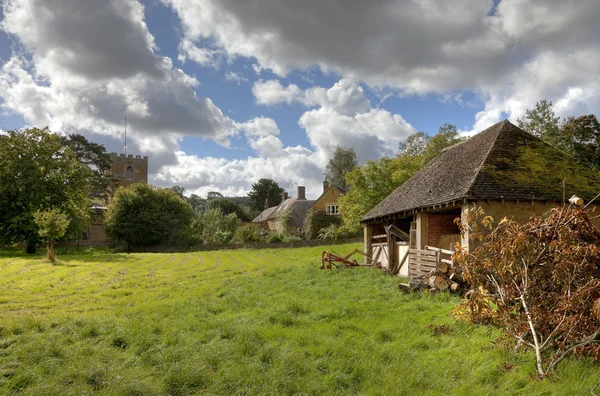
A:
[{"xmin": 326, "ymin": 205, "xmax": 340, "ymax": 215}]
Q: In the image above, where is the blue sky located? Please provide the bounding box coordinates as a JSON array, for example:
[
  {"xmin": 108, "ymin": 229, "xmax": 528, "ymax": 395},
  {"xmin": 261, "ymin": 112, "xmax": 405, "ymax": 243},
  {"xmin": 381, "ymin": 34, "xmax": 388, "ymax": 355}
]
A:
[{"xmin": 1, "ymin": 0, "xmax": 598, "ymax": 197}]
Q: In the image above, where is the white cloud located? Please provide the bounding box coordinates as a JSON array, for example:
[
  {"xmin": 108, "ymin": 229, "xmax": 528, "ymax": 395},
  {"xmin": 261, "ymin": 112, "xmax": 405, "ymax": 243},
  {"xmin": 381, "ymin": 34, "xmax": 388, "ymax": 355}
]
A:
[
  {"xmin": 164, "ymin": 0, "xmax": 600, "ymax": 131},
  {"xmin": 154, "ymin": 79, "xmax": 417, "ymax": 197},
  {"xmin": 224, "ymin": 70, "xmax": 247, "ymax": 85},
  {"xmin": 0, "ymin": 0, "xmax": 235, "ymax": 170},
  {"xmin": 253, "ymin": 79, "xmax": 416, "ymax": 162},
  {"xmin": 177, "ymin": 38, "xmax": 224, "ymax": 68},
  {"xmin": 155, "ymin": 148, "xmax": 323, "ymax": 198},
  {"xmin": 252, "ymin": 80, "xmax": 305, "ymax": 106}
]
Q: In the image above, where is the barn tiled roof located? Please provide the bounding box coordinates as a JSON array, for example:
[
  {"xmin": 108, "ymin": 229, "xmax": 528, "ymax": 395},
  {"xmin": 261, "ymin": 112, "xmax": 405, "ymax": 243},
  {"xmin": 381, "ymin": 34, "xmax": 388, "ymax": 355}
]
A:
[{"xmin": 362, "ymin": 120, "xmax": 600, "ymax": 222}]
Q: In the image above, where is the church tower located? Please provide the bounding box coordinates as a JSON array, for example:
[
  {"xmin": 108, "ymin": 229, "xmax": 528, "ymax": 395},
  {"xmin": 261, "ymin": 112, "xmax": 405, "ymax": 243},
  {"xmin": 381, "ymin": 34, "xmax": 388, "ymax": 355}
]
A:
[{"xmin": 108, "ymin": 153, "xmax": 148, "ymax": 188}]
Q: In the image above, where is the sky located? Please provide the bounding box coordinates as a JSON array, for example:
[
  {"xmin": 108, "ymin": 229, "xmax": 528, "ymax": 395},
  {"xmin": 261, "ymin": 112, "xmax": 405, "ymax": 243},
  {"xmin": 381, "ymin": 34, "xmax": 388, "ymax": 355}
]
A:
[{"xmin": 1, "ymin": 0, "xmax": 599, "ymax": 199}]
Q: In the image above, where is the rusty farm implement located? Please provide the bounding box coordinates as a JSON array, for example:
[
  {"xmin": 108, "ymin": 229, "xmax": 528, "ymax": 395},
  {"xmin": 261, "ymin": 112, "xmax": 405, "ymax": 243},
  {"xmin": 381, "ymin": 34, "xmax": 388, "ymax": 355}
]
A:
[{"xmin": 320, "ymin": 248, "xmax": 380, "ymax": 270}]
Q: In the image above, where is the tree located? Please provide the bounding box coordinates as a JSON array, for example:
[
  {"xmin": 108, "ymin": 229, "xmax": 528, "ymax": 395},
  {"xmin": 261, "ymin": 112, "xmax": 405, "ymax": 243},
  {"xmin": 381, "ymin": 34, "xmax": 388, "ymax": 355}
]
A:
[
  {"xmin": 340, "ymin": 156, "xmax": 422, "ymax": 232},
  {"xmin": 398, "ymin": 131, "xmax": 428, "ymax": 157},
  {"xmin": 62, "ymin": 134, "xmax": 113, "ymax": 199},
  {"xmin": 207, "ymin": 198, "xmax": 252, "ymax": 221},
  {"xmin": 0, "ymin": 127, "xmax": 93, "ymax": 253},
  {"xmin": 188, "ymin": 194, "xmax": 206, "ymax": 212},
  {"xmin": 207, "ymin": 191, "xmax": 223, "ymax": 200},
  {"xmin": 170, "ymin": 185, "xmax": 186, "ymax": 199},
  {"xmin": 561, "ymin": 114, "xmax": 600, "ymax": 170},
  {"xmin": 33, "ymin": 208, "xmax": 70, "ymax": 262},
  {"xmin": 517, "ymin": 99, "xmax": 562, "ymax": 147},
  {"xmin": 423, "ymin": 124, "xmax": 464, "ymax": 162},
  {"xmin": 247, "ymin": 178, "xmax": 285, "ymax": 212},
  {"xmin": 398, "ymin": 124, "xmax": 464, "ymax": 164},
  {"xmin": 325, "ymin": 146, "xmax": 358, "ymax": 190},
  {"xmin": 104, "ymin": 184, "xmax": 195, "ymax": 249}
]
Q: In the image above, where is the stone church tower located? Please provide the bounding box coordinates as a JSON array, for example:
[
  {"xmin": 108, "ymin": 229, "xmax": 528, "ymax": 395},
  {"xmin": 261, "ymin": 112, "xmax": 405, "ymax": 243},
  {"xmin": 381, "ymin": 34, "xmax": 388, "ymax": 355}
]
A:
[{"xmin": 108, "ymin": 153, "xmax": 148, "ymax": 188}]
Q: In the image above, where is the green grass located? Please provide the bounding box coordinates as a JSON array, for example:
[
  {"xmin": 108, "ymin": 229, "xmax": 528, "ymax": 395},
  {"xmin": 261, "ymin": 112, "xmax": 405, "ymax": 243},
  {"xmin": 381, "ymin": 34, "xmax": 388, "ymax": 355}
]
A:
[{"xmin": 0, "ymin": 244, "xmax": 598, "ymax": 395}]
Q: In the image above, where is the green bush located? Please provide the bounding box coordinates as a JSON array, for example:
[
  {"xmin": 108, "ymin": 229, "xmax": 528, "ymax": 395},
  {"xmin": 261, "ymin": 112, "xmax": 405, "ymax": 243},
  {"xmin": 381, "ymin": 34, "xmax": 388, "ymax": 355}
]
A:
[
  {"xmin": 282, "ymin": 234, "xmax": 301, "ymax": 243},
  {"xmin": 104, "ymin": 184, "xmax": 195, "ymax": 248},
  {"xmin": 317, "ymin": 224, "xmax": 339, "ymax": 241},
  {"xmin": 302, "ymin": 210, "xmax": 342, "ymax": 239},
  {"xmin": 233, "ymin": 224, "xmax": 264, "ymax": 244},
  {"xmin": 266, "ymin": 232, "xmax": 284, "ymax": 243},
  {"xmin": 194, "ymin": 208, "xmax": 240, "ymax": 245}
]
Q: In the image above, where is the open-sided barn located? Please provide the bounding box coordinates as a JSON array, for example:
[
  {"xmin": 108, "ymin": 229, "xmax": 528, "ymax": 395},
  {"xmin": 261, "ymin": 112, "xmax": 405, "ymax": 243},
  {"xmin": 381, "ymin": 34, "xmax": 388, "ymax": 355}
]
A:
[{"xmin": 361, "ymin": 120, "xmax": 600, "ymax": 279}]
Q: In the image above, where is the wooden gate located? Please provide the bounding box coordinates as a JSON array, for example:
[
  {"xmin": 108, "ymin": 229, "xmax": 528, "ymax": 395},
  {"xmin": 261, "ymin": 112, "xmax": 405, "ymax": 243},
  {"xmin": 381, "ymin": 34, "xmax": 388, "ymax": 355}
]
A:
[
  {"xmin": 408, "ymin": 245, "xmax": 455, "ymax": 279},
  {"xmin": 408, "ymin": 249, "xmax": 438, "ymax": 278}
]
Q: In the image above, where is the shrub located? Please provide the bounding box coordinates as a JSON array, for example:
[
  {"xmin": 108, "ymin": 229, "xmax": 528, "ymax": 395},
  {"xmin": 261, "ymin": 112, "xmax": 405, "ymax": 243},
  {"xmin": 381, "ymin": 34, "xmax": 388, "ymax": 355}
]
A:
[
  {"xmin": 453, "ymin": 205, "xmax": 600, "ymax": 376},
  {"xmin": 317, "ymin": 224, "xmax": 339, "ymax": 241},
  {"xmin": 233, "ymin": 224, "xmax": 264, "ymax": 244},
  {"xmin": 194, "ymin": 208, "xmax": 240, "ymax": 245},
  {"xmin": 282, "ymin": 234, "xmax": 301, "ymax": 243},
  {"xmin": 266, "ymin": 232, "xmax": 284, "ymax": 243},
  {"xmin": 303, "ymin": 210, "xmax": 342, "ymax": 239},
  {"xmin": 104, "ymin": 184, "xmax": 195, "ymax": 248}
]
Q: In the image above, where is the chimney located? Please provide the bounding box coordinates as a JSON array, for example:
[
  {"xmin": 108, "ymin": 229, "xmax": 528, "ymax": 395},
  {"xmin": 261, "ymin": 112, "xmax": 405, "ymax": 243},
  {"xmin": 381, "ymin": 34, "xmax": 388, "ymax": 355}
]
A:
[
  {"xmin": 323, "ymin": 180, "xmax": 330, "ymax": 193},
  {"xmin": 264, "ymin": 198, "xmax": 269, "ymax": 210},
  {"xmin": 297, "ymin": 186, "xmax": 306, "ymax": 200},
  {"xmin": 281, "ymin": 191, "xmax": 288, "ymax": 201}
]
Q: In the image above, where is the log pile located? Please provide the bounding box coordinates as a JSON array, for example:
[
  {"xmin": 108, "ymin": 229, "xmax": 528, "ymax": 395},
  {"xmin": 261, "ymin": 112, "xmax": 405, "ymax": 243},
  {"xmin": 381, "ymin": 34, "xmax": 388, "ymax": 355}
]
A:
[{"xmin": 399, "ymin": 264, "xmax": 465, "ymax": 294}]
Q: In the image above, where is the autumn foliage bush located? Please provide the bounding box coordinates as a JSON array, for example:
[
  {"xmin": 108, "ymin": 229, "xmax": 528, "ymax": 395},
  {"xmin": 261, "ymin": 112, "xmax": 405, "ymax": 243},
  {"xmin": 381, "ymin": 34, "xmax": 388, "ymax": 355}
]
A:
[{"xmin": 453, "ymin": 204, "xmax": 600, "ymax": 376}]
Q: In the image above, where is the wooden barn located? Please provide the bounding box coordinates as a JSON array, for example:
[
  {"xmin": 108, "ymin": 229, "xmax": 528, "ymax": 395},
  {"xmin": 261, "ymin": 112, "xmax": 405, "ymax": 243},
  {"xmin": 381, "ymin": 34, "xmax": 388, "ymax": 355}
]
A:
[{"xmin": 361, "ymin": 120, "xmax": 600, "ymax": 279}]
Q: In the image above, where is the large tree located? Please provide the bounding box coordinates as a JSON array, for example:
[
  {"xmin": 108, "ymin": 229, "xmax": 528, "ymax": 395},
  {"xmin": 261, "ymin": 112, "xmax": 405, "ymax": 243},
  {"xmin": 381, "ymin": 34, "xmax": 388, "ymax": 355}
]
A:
[
  {"xmin": 561, "ymin": 114, "xmax": 600, "ymax": 170},
  {"xmin": 398, "ymin": 124, "xmax": 464, "ymax": 163},
  {"xmin": 104, "ymin": 183, "xmax": 195, "ymax": 249},
  {"xmin": 340, "ymin": 156, "xmax": 422, "ymax": 233},
  {"xmin": 325, "ymin": 146, "xmax": 358, "ymax": 190},
  {"xmin": 517, "ymin": 99, "xmax": 562, "ymax": 147},
  {"xmin": 207, "ymin": 198, "xmax": 252, "ymax": 222},
  {"xmin": 0, "ymin": 127, "xmax": 93, "ymax": 253},
  {"xmin": 62, "ymin": 134, "xmax": 112, "ymax": 199},
  {"xmin": 247, "ymin": 178, "xmax": 285, "ymax": 212},
  {"xmin": 341, "ymin": 124, "xmax": 464, "ymax": 231}
]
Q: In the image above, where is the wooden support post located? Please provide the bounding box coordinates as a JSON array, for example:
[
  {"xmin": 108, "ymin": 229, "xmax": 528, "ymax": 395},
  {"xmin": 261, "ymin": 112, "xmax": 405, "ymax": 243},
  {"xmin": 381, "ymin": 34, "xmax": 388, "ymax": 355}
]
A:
[
  {"xmin": 364, "ymin": 224, "xmax": 373, "ymax": 265},
  {"xmin": 387, "ymin": 226, "xmax": 396, "ymax": 273}
]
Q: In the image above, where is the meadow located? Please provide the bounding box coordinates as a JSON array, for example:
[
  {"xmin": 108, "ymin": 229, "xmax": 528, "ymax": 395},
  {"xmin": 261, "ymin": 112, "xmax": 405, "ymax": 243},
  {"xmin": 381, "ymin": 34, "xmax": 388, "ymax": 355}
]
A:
[{"xmin": 0, "ymin": 243, "xmax": 598, "ymax": 395}]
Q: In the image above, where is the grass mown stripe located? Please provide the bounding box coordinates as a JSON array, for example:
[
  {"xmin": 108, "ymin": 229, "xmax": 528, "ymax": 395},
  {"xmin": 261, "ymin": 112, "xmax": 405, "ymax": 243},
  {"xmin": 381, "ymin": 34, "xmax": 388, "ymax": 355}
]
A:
[{"xmin": 0, "ymin": 244, "xmax": 598, "ymax": 394}]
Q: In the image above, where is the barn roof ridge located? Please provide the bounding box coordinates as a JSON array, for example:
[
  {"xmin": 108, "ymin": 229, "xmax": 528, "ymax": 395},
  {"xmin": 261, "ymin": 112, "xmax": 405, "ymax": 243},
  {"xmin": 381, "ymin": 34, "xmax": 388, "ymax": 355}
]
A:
[{"xmin": 361, "ymin": 119, "xmax": 600, "ymax": 223}]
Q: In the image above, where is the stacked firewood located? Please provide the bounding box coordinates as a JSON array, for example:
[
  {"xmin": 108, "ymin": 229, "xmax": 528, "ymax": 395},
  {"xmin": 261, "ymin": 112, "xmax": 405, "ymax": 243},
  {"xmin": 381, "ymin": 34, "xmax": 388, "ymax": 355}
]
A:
[{"xmin": 399, "ymin": 263, "xmax": 465, "ymax": 293}]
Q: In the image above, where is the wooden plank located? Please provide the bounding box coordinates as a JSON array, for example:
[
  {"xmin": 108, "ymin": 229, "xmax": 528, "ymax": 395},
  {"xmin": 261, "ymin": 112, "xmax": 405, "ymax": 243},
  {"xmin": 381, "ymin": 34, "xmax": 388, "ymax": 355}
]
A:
[
  {"xmin": 412, "ymin": 263, "xmax": 437, "ymax": 270},
  {"xmin": 411, "ymin": 254, "xmax": 437, "ymax": 261},
  {"xmin": 372, "ymin": 243, "xmax": 387, "ymax": 247},
  {"xmin": 409, "ymin": 249, "xmax": 437, "ymax": 256},
  {"xmin": 440, "ymin": 258, "xmax": 453, "ymax": 265},
  {"xmin": 409, "ymin": 257, "xmax": 437, "ymax": 265},
  {"xmin": 372, "ymin": 247, "xmax": 382, "ymax": 265},
  {"xmin": 410, "ymin": 260, "xmax": 437, "ymax": 267},
  {"xmin": 372, "ymin": 234, "xmax": 388, "ymax": 239},
  {"xmin": 395, "ymin": 249, "xmax": 409, "ymax": 275},
  {"xmin": 425, "ymin": 245, "xmax": 455, "ymax": 255}
]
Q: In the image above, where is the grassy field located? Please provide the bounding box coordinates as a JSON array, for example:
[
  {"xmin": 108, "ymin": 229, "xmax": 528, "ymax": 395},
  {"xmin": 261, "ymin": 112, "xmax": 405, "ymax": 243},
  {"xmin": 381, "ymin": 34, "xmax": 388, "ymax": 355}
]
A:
[{"xmin": 0, "ymin": 243, "xmax": 598, "ymax": 395}]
